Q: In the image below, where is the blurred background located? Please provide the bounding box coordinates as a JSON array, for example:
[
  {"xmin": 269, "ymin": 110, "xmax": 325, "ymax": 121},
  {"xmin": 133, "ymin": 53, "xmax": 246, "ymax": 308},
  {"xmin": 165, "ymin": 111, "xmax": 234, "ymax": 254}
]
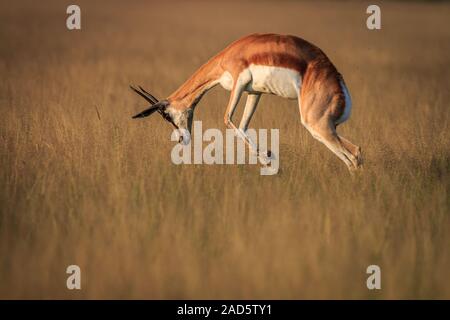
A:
[{"xmin": 0, "ymin": 0, "xmax": 449, "ymax": 299}]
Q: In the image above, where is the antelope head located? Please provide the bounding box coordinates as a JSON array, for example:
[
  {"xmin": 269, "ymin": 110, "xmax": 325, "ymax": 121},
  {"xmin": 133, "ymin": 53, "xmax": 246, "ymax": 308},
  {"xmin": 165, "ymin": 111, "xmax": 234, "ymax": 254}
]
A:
[{"xmin": 130, "ymin": 85, "xmax": 192, "ymax": 144}]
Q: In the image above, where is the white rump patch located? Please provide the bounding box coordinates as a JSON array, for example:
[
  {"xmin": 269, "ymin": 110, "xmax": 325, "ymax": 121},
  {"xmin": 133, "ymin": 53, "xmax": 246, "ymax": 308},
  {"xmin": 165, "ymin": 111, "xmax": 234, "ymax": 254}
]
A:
[{"xmin": 336, "ymin": 80, "xmax": 352, "ymax": 125}]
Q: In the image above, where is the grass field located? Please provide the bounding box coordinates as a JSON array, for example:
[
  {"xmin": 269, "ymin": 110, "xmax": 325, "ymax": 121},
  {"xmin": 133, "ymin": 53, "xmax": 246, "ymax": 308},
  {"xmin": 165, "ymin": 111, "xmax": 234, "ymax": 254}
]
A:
[{"xmin": 1, "ymin": 0, "xmax": 450, "ymax": 299}]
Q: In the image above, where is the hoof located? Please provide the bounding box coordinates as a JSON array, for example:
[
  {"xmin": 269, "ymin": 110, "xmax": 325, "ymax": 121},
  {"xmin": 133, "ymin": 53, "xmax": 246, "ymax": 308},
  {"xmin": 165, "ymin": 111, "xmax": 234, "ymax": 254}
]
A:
[{"xmin": 258, "ymin": 150, "xmax": 276, "ymax": 166}]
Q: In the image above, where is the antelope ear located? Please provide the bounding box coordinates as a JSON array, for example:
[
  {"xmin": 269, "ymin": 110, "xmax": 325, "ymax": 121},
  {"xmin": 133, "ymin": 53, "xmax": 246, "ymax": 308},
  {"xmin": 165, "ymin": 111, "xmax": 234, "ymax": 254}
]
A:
[{"xmin": 131, "ymin": 104, "xmax": 161, "ymax": 119}]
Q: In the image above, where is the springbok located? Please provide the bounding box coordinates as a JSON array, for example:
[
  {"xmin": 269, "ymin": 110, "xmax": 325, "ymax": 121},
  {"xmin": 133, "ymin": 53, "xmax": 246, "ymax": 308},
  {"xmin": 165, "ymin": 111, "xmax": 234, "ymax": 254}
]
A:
[{"xmin": 130, "ymin": 33, "xmax": 362, "ymax": 171}]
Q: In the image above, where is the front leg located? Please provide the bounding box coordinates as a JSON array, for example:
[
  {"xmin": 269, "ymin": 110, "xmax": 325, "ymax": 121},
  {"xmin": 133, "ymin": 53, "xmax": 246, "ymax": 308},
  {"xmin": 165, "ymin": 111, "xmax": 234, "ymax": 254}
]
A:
[
  {"xmin": 223, "ymin": 71, "xmax": 258, "ymax": 153},
  {"xmin": 238, "ymin": 93, "xmax": 260, "ymax": 131},
  {"xmin": 223, "ymin": 75, "xmax": 271, "ymax": 165},
  {"xmin": 238, "ymin": 93, "xmax": 273, "ymax": 164},
  {"xmin": 223, "ymin": 70, "xmax": 251, "ymax": 130}
]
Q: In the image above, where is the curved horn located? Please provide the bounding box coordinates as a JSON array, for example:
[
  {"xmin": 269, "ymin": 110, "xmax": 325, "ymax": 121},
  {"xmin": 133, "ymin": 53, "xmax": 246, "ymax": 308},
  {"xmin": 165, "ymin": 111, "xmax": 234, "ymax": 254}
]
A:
[
  {"xmin": 138, "ymin": 86, "xmax": 159, "ymax": 104},
  {"xmin": 130, "ymin": 85, "xmax": 171, "ymax": 120},
  {"xmin": 130, "ymin": 85, "xmax": 158, "ymax": 105}
]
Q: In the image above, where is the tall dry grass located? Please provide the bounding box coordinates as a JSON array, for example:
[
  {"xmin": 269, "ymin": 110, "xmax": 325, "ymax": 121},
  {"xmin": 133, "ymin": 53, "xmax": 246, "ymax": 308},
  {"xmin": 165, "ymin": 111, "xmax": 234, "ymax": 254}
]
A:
[{"xmin": 0, "ymin": 0, "xmax": 449, "ymax": 299}]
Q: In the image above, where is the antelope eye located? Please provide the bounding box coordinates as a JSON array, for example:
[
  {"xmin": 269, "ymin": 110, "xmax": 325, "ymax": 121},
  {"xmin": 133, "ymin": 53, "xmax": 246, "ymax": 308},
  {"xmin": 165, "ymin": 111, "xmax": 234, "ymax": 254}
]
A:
[{"xmin": 161, "ymin": 110, "xmax": 178, "ymax": 129}]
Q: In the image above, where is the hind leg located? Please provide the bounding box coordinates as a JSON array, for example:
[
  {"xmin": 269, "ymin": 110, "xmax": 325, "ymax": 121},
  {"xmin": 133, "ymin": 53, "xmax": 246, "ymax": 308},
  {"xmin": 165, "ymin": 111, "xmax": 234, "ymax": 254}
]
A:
[
  {"xmin": 339, "ymin": 136, "xmax": 363, "ymax": 168},
  {"xmin": 303, "ymin": 118, "xmax": 360, "ymax": 171}
]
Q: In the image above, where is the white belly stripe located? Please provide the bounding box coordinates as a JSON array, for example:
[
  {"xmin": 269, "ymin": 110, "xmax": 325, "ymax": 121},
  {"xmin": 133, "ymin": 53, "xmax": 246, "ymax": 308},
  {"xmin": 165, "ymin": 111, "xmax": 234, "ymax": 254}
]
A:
[
  {"xmin": 218, "ymin": 66, "xmax": 301, "ymax": 100},
  {"xmin": 247, "ymin": 65, "xmax": 301, "ymax": 99}
]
